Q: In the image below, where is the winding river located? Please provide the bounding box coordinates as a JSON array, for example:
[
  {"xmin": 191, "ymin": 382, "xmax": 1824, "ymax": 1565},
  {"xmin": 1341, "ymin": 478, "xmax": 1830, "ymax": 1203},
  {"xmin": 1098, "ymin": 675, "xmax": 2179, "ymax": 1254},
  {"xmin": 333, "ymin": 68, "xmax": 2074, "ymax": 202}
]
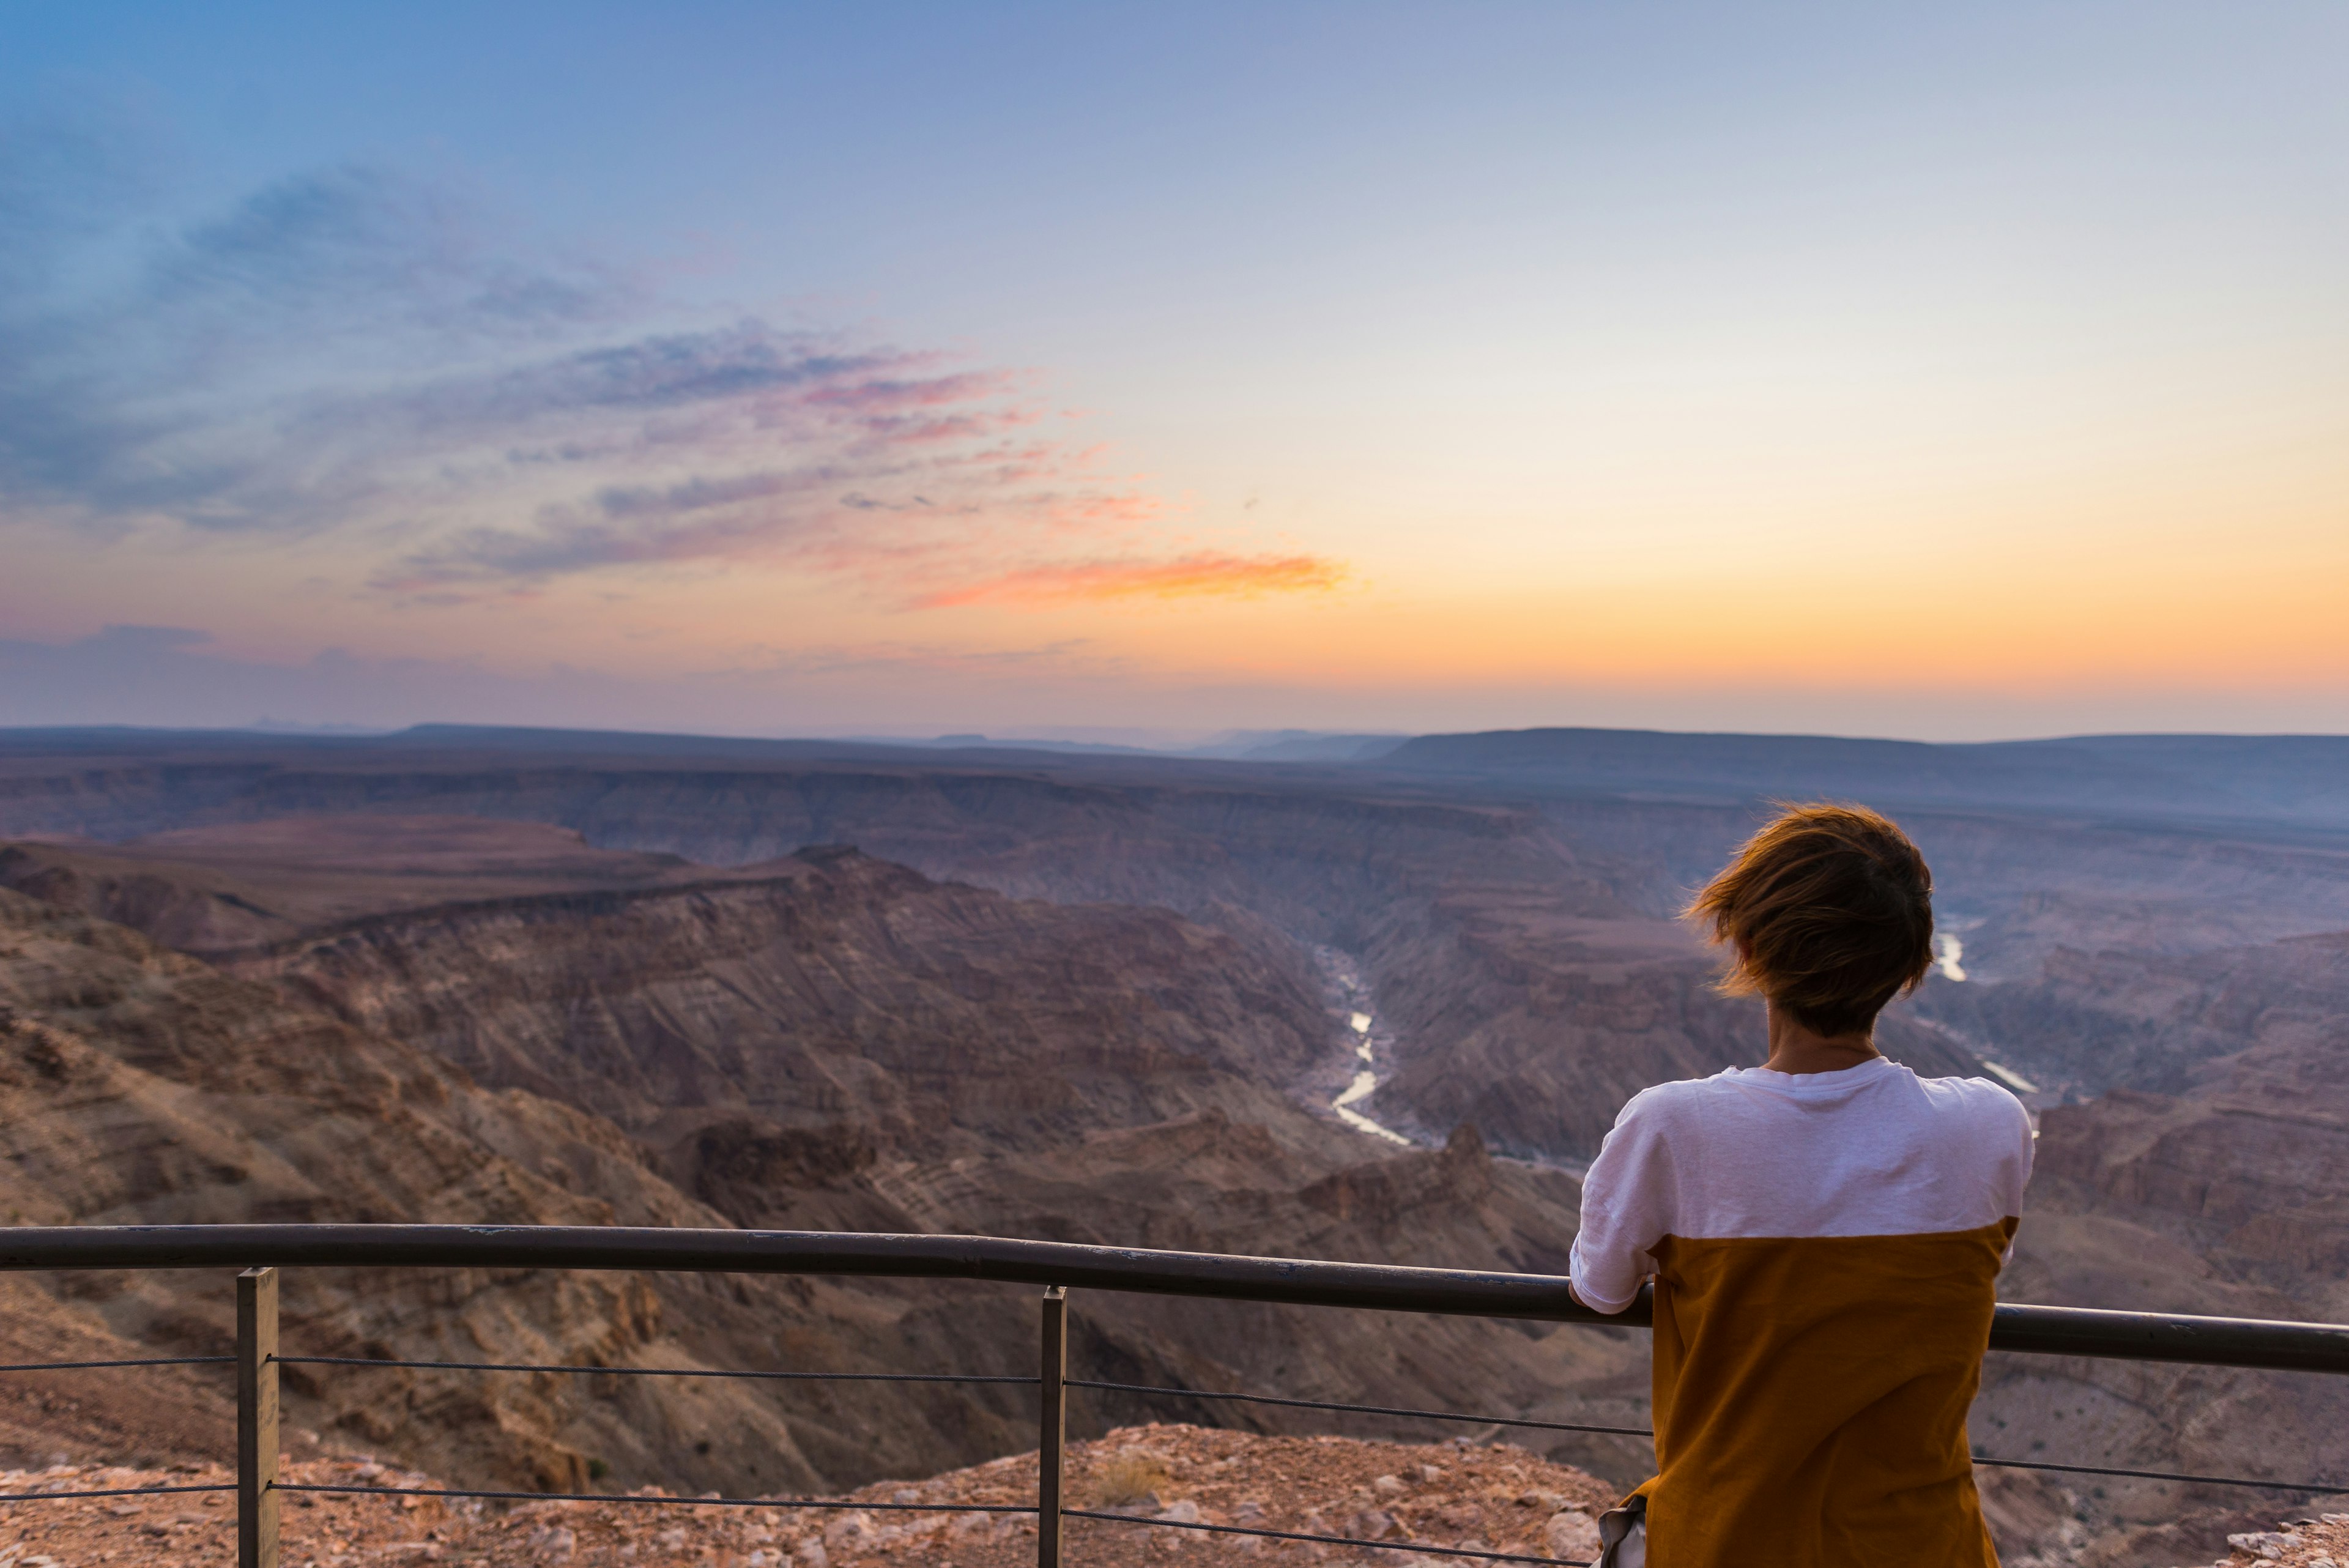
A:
[
  {"xmin": 1931, "ymin": 932, "xmax": 1967, "ymax": 982},
  {"xmin": 1316, "ymin": 951, "xmax": 1414, "ymax": 1147}
]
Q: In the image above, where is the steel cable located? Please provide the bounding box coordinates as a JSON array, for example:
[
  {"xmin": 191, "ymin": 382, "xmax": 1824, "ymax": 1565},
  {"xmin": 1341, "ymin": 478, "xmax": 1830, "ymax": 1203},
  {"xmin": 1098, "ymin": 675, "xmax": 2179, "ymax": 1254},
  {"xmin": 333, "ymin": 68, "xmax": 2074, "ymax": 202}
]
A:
[
  {"xmin": 1064, "ymin": 1507, "xmax": 1592, "ymax": 1566},
  {"xmin": 0, "ymin": 1356, "xmax": 234, "ymax": 1372},
  {"xmin": 1972, "ymin": 1456, "xmax": 2349, "ymax": 1495},
  {"xmin": 275, "ymin": 1354, "xmax": 1034, "ymax": 1384},
  {"xmin": 276, "ymin": 1482, "xmax": 1036, "ymax": 1513},
  {"xmin": 1072, "ymin": 1376, "xmax": 2349, "ymax": 1496},
  {"xmin": 0, "ymin": 1483, "xmax": 236, "ymax": 1502},
  {"xmin": 1067, "ymin": 1376, "xmax": 1654, "ymax": 1438}
]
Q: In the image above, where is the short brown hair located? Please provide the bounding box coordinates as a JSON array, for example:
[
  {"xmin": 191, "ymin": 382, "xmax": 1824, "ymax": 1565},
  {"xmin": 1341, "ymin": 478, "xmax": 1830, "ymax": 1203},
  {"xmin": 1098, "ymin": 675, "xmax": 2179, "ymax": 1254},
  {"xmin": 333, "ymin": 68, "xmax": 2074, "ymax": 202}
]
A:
[{"xmin": 1685, "ymin": 802, "xmax": 1934, "ymax": 1038}]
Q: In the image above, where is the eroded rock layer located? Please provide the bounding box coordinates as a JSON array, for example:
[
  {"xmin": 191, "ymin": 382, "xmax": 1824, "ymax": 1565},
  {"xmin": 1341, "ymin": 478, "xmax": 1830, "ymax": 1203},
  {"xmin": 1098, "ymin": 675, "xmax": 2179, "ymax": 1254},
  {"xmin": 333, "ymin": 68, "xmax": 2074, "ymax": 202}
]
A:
[{"xmin": 0, "ymin": 863, "xmax": 1649, "ymax": 1506}]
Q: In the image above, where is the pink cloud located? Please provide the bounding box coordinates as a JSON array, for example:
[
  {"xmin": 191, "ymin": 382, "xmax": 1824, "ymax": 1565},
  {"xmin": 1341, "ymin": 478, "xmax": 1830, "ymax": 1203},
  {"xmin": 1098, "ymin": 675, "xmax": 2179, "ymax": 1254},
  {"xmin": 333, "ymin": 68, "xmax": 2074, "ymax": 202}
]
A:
[{"xmin": 0, "ymin": 152, "xmax": 1291, "ymax": 616}]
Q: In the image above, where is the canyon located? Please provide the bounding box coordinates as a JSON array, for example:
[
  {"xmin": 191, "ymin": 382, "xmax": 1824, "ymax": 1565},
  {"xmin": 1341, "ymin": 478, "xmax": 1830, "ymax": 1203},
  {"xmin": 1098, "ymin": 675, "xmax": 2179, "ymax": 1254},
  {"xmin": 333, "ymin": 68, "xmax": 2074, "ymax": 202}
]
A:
[
  {"xmin": 0, "ymin": 823, "xmax": 1639, "ymax": 1508},
  {"xmin": 4, "ymin": 723, "xmax": 2348, "ymax": 1564}
]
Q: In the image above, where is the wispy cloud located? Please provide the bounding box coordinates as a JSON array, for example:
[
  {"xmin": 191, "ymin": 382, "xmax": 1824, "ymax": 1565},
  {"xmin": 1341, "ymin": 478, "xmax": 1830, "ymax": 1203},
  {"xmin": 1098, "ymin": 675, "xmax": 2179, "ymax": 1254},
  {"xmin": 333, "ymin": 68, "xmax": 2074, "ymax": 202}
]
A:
[
  {"xmin": 916, "ymin": 552, "xmax": 1349, "ymax": 608},
  {"xmin": 0, "ymin": 127, "xmax": 1342, "ymax": 610}
]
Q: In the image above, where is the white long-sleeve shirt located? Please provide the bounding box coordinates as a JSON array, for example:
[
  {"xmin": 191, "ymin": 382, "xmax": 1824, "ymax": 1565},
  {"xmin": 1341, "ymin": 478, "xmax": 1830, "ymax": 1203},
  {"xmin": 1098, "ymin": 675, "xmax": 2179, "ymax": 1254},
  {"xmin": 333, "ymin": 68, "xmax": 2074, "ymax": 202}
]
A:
[{"xmin": 1570, "ymin": 1055, "xmax": 2033, "ymax": 1313}]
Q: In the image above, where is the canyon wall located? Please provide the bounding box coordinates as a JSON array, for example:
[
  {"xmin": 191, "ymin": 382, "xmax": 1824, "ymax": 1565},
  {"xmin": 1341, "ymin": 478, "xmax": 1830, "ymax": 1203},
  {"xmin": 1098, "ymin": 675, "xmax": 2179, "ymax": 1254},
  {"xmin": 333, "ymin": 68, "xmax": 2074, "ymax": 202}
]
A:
[{"xmin": 0, "ymin": 847, "xmax": 1657, "ymax": 1501}]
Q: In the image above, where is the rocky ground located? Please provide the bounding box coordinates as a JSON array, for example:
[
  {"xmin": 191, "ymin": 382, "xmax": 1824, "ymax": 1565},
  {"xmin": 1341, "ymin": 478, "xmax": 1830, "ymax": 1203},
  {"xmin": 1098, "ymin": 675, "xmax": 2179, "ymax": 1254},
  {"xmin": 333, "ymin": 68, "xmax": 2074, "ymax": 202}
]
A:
[
  {"xmin": 0, "ymin": 1424, "xmax": 1620, "ymax": 1566},
  {"xmin": 2184, "ymin": 1512, "xmax": 2349, "ymax": 1566}
]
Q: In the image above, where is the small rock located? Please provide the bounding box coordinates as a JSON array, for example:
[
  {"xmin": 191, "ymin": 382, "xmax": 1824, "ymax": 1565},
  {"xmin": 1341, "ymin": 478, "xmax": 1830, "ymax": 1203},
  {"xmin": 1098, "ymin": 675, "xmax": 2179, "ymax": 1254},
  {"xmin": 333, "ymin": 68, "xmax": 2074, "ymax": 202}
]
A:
[
  {"xmin": 825, "ymin": 1511, "xmax": 877, "ymax": 1553},
  {"xmin": 1546, "ymin": 1511, "xmax": 1603, "ymax": 1558},
  {"xmin": 1346, "ymin": 1508, "xmax": 1408, "ymax": 1541},
  {"xmin": 1416, "ymin": 1465, "xmax": 1444, "ymax": 1484},
  {"xmin": 797, "ymin": 1541, "xmax": 831, "ymax": 1568},
  {"xmin": 1156, "ymin": 1499, "xmax": 1203, "ymax": 1524},
  {"xmin": 1372, "ymin": 1474, "xmax": 1406, "ymax": 1498}
]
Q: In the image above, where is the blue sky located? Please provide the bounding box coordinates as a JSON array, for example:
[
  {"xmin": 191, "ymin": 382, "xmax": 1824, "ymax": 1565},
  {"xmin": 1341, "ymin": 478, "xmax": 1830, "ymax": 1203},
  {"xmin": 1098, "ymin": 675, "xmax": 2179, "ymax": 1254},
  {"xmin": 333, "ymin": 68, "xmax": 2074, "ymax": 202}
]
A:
[{"xmin": 4, "ymin": 2, "xmax": 2345, "ymax": 739}]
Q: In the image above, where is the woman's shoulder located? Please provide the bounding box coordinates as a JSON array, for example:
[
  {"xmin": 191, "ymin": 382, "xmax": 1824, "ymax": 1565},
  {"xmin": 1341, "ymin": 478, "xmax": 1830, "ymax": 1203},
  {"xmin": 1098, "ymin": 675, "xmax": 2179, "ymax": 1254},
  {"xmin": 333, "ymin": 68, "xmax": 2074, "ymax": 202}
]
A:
[
  {"xmin": 1617, "ymin": 1074, "xmax": 1721, "ymax": 1118},
  {"xmin": 1891, "ymin": 1068, "xmax": 2035, "ymax": 1173},
  {"xmin": 1612, "ymin": 1062, "xmax": 2027, "ymax": 1131},
  {"xmin": 1609, "ymin": 1069, "xmax": 1747, "ymax": 1137},
  {"xmin": 1905, "ymin": 1067, "xmax": 2031, "ymax": 1123}
]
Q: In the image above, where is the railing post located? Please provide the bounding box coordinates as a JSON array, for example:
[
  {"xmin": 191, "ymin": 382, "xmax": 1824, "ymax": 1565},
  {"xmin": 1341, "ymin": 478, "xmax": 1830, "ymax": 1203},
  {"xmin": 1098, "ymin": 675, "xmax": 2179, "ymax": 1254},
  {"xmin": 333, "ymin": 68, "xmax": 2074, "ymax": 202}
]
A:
[
  {"xmin": 238, "ymin": 1266, "xmax": 280, "ymax": 1568},
  {"xmin": 1039, "ymin": 1285, "xmax": 1066, "ymax": 1568}
]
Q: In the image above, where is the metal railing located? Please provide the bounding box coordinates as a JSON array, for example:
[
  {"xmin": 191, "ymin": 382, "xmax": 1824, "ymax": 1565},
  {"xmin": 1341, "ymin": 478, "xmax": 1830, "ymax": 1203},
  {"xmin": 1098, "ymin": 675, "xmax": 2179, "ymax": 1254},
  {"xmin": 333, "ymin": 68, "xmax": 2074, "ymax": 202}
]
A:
[{"xmin": 2, "ymin": 1222, "xmax": 2346, "ymax": 1568}]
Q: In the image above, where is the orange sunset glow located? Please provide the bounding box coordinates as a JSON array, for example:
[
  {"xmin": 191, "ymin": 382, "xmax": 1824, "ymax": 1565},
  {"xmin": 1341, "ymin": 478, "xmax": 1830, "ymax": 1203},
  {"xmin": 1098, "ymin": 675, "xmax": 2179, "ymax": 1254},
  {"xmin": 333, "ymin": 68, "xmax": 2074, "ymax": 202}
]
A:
[{"xmin": 3, "ymin": 4, "xmax": 2345, "ymax": 740}]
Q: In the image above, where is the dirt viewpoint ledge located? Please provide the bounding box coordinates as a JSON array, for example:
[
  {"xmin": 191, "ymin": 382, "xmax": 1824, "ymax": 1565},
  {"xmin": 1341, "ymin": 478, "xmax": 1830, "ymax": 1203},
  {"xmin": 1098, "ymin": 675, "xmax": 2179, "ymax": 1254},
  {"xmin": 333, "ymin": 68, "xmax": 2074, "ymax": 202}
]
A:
[{"xmin": 0, "ymin": 1424, "xmax": 1620, "ymax": 1566}]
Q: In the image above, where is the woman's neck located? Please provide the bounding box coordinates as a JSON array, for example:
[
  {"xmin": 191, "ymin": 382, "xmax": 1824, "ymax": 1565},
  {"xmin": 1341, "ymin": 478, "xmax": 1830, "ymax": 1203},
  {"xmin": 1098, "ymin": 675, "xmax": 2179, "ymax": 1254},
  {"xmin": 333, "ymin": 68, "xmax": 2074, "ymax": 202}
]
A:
[{"xmin": 1762, "ymin": 1003, "xmax": 1883, "ymax": 1075}]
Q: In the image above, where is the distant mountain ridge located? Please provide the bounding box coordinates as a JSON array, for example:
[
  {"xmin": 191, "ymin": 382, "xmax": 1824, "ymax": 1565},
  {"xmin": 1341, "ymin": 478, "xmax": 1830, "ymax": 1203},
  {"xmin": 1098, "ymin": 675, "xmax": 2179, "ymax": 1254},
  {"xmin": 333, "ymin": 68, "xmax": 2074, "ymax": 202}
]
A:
[
  {"xmin": 9, "ymin": 721, "xmax": 2347, "ymax": 831},
  {"xmin": 1379, "ymin": 727, "xmax": 2349, "ymax": 830}
]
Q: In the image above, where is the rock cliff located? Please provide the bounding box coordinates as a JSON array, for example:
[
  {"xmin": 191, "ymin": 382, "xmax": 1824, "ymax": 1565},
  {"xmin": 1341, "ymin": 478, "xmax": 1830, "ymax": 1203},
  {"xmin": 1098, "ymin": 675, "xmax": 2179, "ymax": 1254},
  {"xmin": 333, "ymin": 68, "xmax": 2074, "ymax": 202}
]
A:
[
  {"xmin": 0, "ymin": 852, "xmax": 1653, "ymax": 1504},
  {"xmin": 0, "ymin": 884, "xmax": 785, "ymax": 1493},
  {"xmin": 225, "ymin": 846, "xmax": 1338, "ymax": 1152}
]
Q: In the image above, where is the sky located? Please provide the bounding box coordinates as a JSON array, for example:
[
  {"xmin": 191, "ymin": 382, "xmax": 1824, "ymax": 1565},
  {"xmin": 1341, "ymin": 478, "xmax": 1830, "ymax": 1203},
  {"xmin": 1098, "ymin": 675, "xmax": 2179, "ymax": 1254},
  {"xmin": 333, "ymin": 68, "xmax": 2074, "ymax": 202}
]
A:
[{"xmin": 2, "ymin": 2, "xmax": 2345, "ymax": 743}]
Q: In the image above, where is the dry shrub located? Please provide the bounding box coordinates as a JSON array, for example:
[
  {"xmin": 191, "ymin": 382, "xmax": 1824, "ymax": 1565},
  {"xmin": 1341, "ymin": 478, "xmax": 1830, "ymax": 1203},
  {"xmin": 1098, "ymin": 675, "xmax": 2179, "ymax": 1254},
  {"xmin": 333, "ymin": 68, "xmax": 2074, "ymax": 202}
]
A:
[{"xmin": 1088, "ymin": 1452, "xmax": 1172, "ymax": 1508}]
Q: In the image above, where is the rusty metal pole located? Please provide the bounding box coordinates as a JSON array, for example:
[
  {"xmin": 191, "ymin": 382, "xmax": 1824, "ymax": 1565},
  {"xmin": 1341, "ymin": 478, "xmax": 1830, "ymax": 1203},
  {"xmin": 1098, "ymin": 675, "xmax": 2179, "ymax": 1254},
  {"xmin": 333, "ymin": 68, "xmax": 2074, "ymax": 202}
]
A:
[
  {"xmin": 237, "ymin": 1267, "xmax": 280, "ymax": 1568},
  {"xmin": 1038, "ymin": 1285, "xmax": 1067, "ymax": 1568}
]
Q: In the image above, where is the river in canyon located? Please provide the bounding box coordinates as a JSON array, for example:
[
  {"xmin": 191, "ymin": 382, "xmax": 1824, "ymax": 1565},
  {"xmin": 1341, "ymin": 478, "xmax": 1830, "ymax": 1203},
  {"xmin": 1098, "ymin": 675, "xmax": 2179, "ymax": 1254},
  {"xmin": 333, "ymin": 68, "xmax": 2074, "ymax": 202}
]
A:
[
  {"xmin": 1931, "ymin": 931, "xmax": 1968, "ymax": 981},
  {"xmin": 1313, "ymin": 948, "xmax": 1416, "ymax": 1147},
  {"xmin": 1929, "ymin": 924, "xmax": 2040, "ymax": 1096}
]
